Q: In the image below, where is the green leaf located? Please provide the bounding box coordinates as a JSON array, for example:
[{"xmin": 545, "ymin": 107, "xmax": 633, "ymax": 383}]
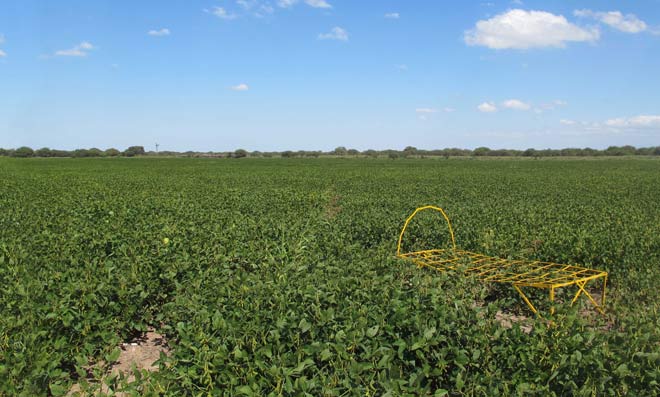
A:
[
  {"xmin": 236, "ymin": 385, "xmax": 254, "ymax": 396},
  {"xmin": 320, "ymin": 349, "xmax": 333, "ymax": 361},
  {"xmin": 366, "ymin": 325, "xmax": 379, "ymax": 338},
  {"xmin": 106, "ymin": 347, "xmax": 121, "ymax": 363},
  {"xmin": 299, "ymin": 318, "xmax": 311, "ymax": 333}
]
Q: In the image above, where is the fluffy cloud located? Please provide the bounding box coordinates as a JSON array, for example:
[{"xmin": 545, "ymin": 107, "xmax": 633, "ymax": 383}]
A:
[
  {"xmin": 574, "ymin": 10, "xmax": 647, "ymax": 33},
  {"xmin": 277, "ymin": 0, "xmax": 331, "ymax": 8},
  {"xmin": 416, "ymin": 108, "xmax": 437, "ymax": 114},
  {"xmin": 231, "ymin": 83, "xmax": 250, "ymax": 91},
  {"xmin": 237, "ymin": 0, "xmax": 255, "ymax": 9},
  {"xmin": 319, "ymin": 27, "xmax": 348, "ymax": 41},
  {"xmin": 477, "ymin": 102, "xmax": 497, "ymax": 112},
  {"xmin": 55, "ymin": 41, "xmax": 95, "ymax": 57},
  {"xmin": 465, "ymin": 9, "xmax": 599, "ymax": 49},
  {"xmin": 502, "ymin": 99, "xmax": 531, "ymax": 110},
  {"xmin": 0, "ymin": 50, "xmax": 5, "ymax": 58},
  {"xmin": 305, "ymin": 0, "xmax": 332, "ymax": 8},
  {"xmin": 560, "ymin": 119, "xmax": 576, "ymax": 125},
  {"xmin": 605, "ymin": 115, "xmax": 660, "ymax": 128},
  {"xmin": 148, "ymin": 28, "xmax": 170, "ymax": 36},
  {"xmin": 236, "ymin": 0, "xmax": 274, "ymax": 16},
  {"xmin": 385, "ymin": 13, "xmax": 400, "ymax": 19},
  {"xmin": 210, "ymin": 7, "xmax": 237, "ymax": 19}
]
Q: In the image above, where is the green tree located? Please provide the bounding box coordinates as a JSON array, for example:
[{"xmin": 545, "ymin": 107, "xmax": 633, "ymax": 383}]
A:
[
  {"xmin": 333, "ymin": 146, "xmax": 347, "ymax": 156},
  {"xmin": 522, "ymin": 148, "xmax": 537, "ymax": 157},
  {"xmin": 35, "ymin": 147, "xmax": 53, "ymax": 157},
  {"xmin": 12, "ymin": 146, "xmax": 34, "ymax": 158},
  {"xmin": 88, "ymin": 148, "xmax": 103, "ymax": 157},
  {"xmin": 363, "ymin": 149, "xmax": 378, "ymax": 158},
  {"xmin": 473, "ymin": 147, "xmax": 491, "ymax": 156},
  {"xmin": 233, "ymin": 149, "xmax": 248, "ymax": 158},
  {"xmin": 105, "ymin": 148, "xmax": 121, "ymax": 157},
  {"xmin": 72, "ymin": 149, "xmax": 91, "ymax": 158},
  {"xmin": 51, "ymin": 150, "xmax": 71, "ymax": 157},
  {"xmin": 403, "ymin": 146, "xmax": 418, "ymax": 158},
  {"xmin": 123, "ymin": 146, "xmax": 146, "ymax": 157}
]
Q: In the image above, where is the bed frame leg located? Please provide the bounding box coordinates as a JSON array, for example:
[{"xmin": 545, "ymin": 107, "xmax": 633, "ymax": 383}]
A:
[
  {"xmin": 514, "ymin": 285, "xmax": 538, "ymax": 315},
  {"xmin": 549, "ymin": 287, "xmax": 555, "ymax": 315}
]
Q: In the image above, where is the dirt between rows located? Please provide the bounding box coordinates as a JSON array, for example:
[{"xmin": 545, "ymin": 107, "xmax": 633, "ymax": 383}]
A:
[{"xmin": 68, "ymin": 329, "xmax": 169, "ymax": 396}]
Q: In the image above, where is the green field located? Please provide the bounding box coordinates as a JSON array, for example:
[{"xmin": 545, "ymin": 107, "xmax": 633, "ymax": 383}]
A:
[{"xmin": 1, "ymin": 157, "xmax": 659, "ymax": 396}]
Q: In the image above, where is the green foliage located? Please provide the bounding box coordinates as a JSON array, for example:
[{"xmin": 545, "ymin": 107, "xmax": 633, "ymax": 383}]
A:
[
  {"xmin": 104, "ymin": 148, "xmax": 121, "ymax": 157},
  {"xmin": 233, "ymin": 149, "xmax": 248, "ymax": 158},
  {"xmin": 1, "ymin": 157, "xmax": 659, "ymax": 396},
  {"xmin": 35, "ymin": 147, "xmax": 53, "ymax": 157},
  {"xmin": 123, "ymin": 146, "xmax": 146, "ymax": 157},
  {"xmin": 333, "ymin": 146, "xmax": 347, "ymax": 156},
  {"xmin": 12, "ymin": 146, "xmax": 34, "ymax": 157}
]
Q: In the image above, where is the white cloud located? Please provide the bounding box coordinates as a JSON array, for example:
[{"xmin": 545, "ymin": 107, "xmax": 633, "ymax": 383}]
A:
[
  {"xmin": 209, "ymin": 6, "xmax": 237, "ymax": 19},
  {"xmin": 305, "ymin": 0, "xmax": 332, "ymax": 8},
  {"xmin": 605, "ymin": 115, "xmax": 660, "ymax": 128},
  {"xmin": 0, "ymin": 50, "xmax": 6, "ymax": 58},
  {"xmin": 574, "ymin": 10, "xmax": 647, "ymax": 33},
  {"xmin": 477, "ymin": 102, "xmax": 497, "ymax": 112},
  {"xmin": 148, "ymin": 28, "xmax": 170, "ymax": 36},
  {"xmin": 277, "ymin": 0, "xmax": 297, "ymax": 7},
  {"xmin": 444, "ymin": 107, "xmax": 456, "ymax": 113},
  {"xmin": 235, "ymin": 0, "xmax": 273, "ymax": 16},
  {"xmin": 257, "ymin": 4, "xmax": 275, "ymax": 15},
  {"xmin": 278, "ymin": 0, "xmax": 331, "ymax": 8},
  {"xmin": 237, "ymin": 0, "xmax": 255, "ymax": 9},
  {"xmin": 560, "ymin": 119, "xmax": 576, "ymax": 125},
  {"xmin": 385, "ymin": 13, "xmax": 400, "ymax": 19},
  {"xmin": 319, "ymin": 27, "xmax": 348, "ymax": 41},
  {"xmin": 231, "ymin": 83, "xmax": 250, "ymax": 91},
  {"xmin": 535, "ymin": 99, "xmax": 568, "ymax": 112},
  {"xmin": 55, "ymin": 41, "xmax": 95, "ymax": 57},
  {"xmin": 502, "ymin": 99, "xmax": 531, "ymax": 110},
  {"xmin": 465, "ymin": 9, "xmax": 599, "ymax": 49},
  {"xmin": 416, "ymin": 108, "xmax": 437, "ymax": 120}
]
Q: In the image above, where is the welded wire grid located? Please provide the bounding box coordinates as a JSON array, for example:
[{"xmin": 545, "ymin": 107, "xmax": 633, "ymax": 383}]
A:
[{"xmin": 397, "ymin": 206, "xmax": 608, "ymax": 315}]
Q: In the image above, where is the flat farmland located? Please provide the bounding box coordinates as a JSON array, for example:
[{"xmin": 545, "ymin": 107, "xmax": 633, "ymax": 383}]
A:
[{"xmin": 1, "ymin": 157, "xmax": 659, "ymax": 396}]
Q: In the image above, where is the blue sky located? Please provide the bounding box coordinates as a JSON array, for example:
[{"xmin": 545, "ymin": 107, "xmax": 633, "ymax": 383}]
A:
[{"xmin": 1, "ymin": 0, "xmax": 659, "ymax": 151}]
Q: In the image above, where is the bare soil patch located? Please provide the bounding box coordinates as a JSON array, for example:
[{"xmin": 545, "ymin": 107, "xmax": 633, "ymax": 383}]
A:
[{"xmin": 68, "ymin": 329, "xmax": 169, "ymax": 396}]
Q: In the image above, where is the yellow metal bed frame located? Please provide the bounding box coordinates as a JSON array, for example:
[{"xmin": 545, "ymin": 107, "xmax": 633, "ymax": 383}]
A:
[{"xmin": 397, "ymin": 206, "xmax": 608, "ymax": 315}]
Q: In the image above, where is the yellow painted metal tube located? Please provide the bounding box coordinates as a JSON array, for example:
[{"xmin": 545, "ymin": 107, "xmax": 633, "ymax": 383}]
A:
[{"xmin": 396, "ymin": 205, "xmax": 456, "ymax": 256}]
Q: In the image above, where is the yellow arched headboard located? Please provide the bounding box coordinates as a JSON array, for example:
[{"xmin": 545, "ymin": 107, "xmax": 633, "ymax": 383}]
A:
[{"xmin": 396, "ymin": 205, "xmax": 457, "ymax": 256}]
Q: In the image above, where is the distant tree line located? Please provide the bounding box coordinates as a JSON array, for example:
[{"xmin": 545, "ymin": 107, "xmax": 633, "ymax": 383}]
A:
[
  {"xmin": 1, "ymin": 145, "xmax": 659, "ymax": 159},
  {"xmin": 0, "ymin": 146, "xmax": 146, "ymax": 158}
]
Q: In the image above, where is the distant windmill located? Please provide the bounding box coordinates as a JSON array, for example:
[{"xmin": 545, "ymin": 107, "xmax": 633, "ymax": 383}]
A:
[{"xmin": 155, "ymin": 143, "xmax": 159, "ymax": 154}]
